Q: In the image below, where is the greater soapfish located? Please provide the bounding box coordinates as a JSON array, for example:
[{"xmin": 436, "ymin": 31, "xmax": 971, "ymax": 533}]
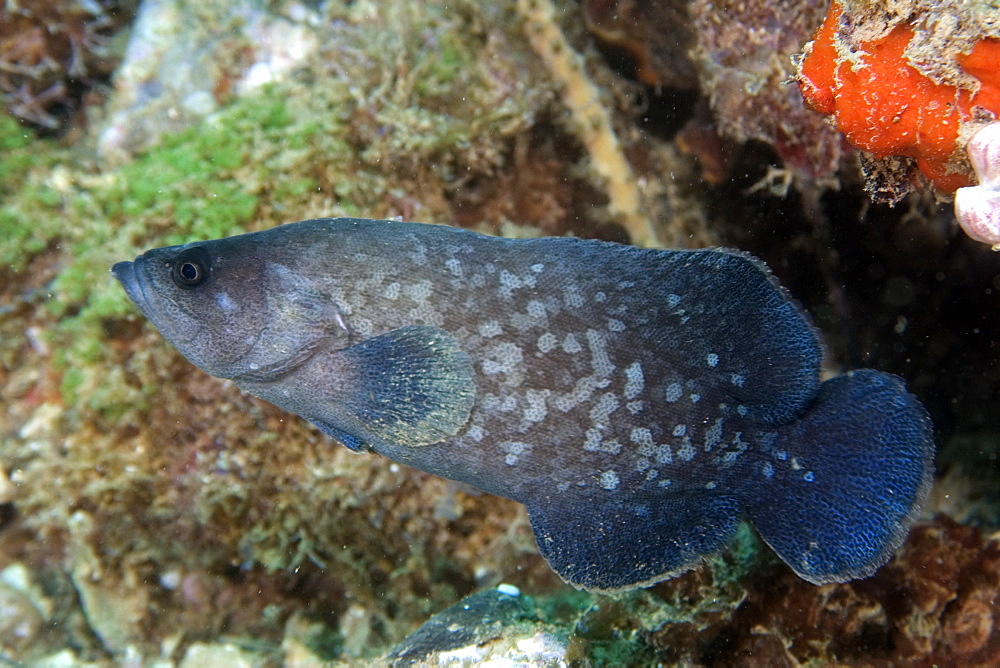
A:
[{"xmin": 112, "ymin": 218, "xmax": 934, "ymax": 591}]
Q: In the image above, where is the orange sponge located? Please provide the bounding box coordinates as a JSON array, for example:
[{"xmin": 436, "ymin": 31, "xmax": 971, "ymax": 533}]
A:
[{"xmin": 799, "ymin": 1, "xmax": 1000, "ymax": 193}]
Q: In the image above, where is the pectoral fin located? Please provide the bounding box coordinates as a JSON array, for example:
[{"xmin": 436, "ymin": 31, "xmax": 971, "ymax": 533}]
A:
[{"xmin": 317, "ymin": 325, "xmax": 476, "ymax": 449}]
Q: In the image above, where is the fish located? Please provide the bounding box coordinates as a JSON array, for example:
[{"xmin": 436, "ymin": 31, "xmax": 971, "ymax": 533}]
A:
[{"xmin": 111, "ymin": 217, "xmax": 935, "ymax": 592}]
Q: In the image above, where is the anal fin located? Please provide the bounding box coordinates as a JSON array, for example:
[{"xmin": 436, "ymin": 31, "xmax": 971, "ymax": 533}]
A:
[{"xmin": 527, "ymin": 486, "xmax": 741, "ymax": 592}]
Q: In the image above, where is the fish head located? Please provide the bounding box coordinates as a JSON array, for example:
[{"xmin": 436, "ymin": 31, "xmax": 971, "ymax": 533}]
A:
[{"xmin": 112, "ymin": 236, "xmax": 338, "ymax": 380}]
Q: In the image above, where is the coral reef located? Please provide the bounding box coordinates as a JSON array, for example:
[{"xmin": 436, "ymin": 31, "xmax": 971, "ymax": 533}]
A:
[
  {"xmin": 2, "ymin": 0, "xmax": 1000, "ymax": 664},
  {"xmin": 705, "ymin": 517, "xmax": 1000, "ymax": 664},
  {"xmin": 798, "ymin": 0, "xmax": 1000, "ymax": 202},
  {"xmin": 689, "ymin": 0, "xmax": 841, "ymax": 185},
  {"xmin": 583, "ymin": 0, "xmax": 841, "ymax": 188},
  {"xmin": 0, "ymin": 0, "xmax": 134, "ymax": 133}
]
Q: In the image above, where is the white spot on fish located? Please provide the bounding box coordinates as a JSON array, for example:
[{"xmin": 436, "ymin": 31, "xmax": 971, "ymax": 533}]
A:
[
  {"xmin": 562, "ymin": 333, "xmax": 583, "ymax": 354},
  {"xmin": 409, "ymin": 241, "xmax": 428, "ymax": 265},
  {"xmin": 444, "ymin": 258, "xmax": 463, "ymax": 277},
  {"xmin": 351, "ymin": 317, "xmax": 374, "ymax": 337},
  {"xmin": 631, "ymin": 427, "xmax": 653, "ymax": 448},
  {"xmin": 690, "ymin": 393, "xmax": 701, "ymax": 403},
  {"xmin": 500, "ymin": 441, "xmax": 532, "ymax": 466},
  {"xmin": 564, "ymin": 284, "xmax": 584, "ymax": 308},
  {"xmin": 523, "ymin": 389, "xmax": 549, "ymax": 423},
  {"xmin": 673, "ymin": 424, "xmax": 687, "ymax": 437},
  {"xmin": 627, "ymin": 400, "xmax": 644, "ymax": 414},
  {"xmin": 583, "ymin": 428, "xmax": 621, "ymax": 454},
  {"xmin": 531, "ymin": 263, "xmax": 545, "ymax": 273},
  {"xmin": 215, "ymin": 292, "xmax": 237, "ymax": 312},
  {"xmin": 731, "ymin": 373, "xmax": 746, "ymax": 387},
  {"xmin": 635, "ymin": 458, "xmax": 651, "ymax": 472},
  {"xmin": 676, "ymin": 437, "xmax": 695, "ymax": 461},
  {"xmin": 599, "ymin": 470, "xmax": 619, "ymax": 491},
  {"xmin": 707, "ymin": 353, "xmax": 719, "ymax": 367},
  {"xmin": 403, "ymin": 280, "xmax": 433, "ymax": 302},
  {"xmin": 482, "ymin": 342, "xmax": 523, "ymax": 375},
  {"xmin": 526, "ymin": 300, "xmax": 546, "ymax": 318},
  {"xmin": 704, "ymin": 418, "xmax": 723, "ymax": 451},
  {"xmin": 656, "ymin": 444, "xmax": 673, "ymax": 465},
  {"xmin": 586, "ymin": 329, "xmax": 614, "ymax": 378},
  {"xmin": 762, "ymin": 461, "xmax": 775, "ymax": 478},
  {"xmin": 554, "ymin": 375, "xmax": 607, "ymax": 411},
  {"xmin": 479, "ymin": 320, "xmax": 503, "ymax": 338},
  {"xmin": 467, "ymin": 425, "xmax": 485, "ymax": 442},
  {"xmin": 658, "ymin": 478, "xmax": 672, "ymax": 487},
  {"xmin": 667, "ymin": 294, "xmax": 681, "ymax": 308},
  {"xmin": 608, "ymin": 318, "xmax": 625, "ymax": 332},
  {"xmin": 537, "ymin": 332, "xmax": 558, "ymax": 353},
  {"xmin": 705, "ymin": 481, "xmax": 717, "ymax": 490},
  {"xmin": 624, "ymin": 363, "xmax": 644, "ymax": 400},
  {"xmin": 499, "ymin": 269, "xmax": 523, "ymax": 297},
  {"xmin": 804, "ymin": 471, "xmax": 815, "ymax": 482},
  {"xmin": 732, "ymin": 432, "xmax": 747, "ymax": 451},
  {"xmin": 737, "ymin": 404, "xmax": 748, "ymax": 416},
  {"xmin": 646, "ymin": 469, "xmax": 659, "ymax": 481},
  {"xmin": 601, "ymin": 439, "xmax": 622, "ymax": 454},
  {"xmin": 595, "ymin": 292, "xmax": 607, "ymax": 303},
  {"xmin": 589, "ymin": 392, "xmax": 620, "ymax": 424},
  {"xmin": 665, "ymin": 383, "xmax": 683, "ymax": 403}
]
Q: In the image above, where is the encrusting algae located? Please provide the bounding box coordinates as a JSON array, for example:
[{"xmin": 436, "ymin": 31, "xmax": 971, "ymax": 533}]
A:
[{"xmin": 798, "ymin": 0, "xmax": 1000, "ymax": 201}]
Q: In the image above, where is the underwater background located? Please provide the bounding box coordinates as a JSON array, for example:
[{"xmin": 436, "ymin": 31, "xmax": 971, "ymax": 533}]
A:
[{"xmin": 1, "ymin": 0, "xmax": 999, "ymax": 664}]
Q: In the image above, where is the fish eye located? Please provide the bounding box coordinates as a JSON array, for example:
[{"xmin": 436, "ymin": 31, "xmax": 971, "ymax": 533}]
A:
[{"xmin": 171, "ymin": 247, "xmax": 211, "ymax": 288}]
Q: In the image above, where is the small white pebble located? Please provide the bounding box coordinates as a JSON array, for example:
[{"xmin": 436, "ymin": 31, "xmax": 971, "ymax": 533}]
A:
[{"xmin": 497, "ymin": 583, "xmax": 520, "ymax": 597}]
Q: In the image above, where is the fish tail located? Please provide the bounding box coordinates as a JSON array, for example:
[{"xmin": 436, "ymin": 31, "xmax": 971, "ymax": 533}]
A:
[{"xmin": 744, "ymin": 369, "xmax": 934, "ymax": 583}]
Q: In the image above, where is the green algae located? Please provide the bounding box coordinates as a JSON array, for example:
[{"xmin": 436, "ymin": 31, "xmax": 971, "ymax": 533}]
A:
[{"xmin": 0, "ymin": 116, "xmax": 62, "ymax": 271}]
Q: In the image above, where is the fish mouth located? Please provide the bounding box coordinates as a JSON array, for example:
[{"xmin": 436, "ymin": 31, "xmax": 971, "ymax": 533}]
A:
[
  {"xmin": 111, "ymin": 256, "xmax": 201, "ymax": 346},
  {"xmin": 111, "ymin": 259, "xmax": 152, "ymax": 317}
]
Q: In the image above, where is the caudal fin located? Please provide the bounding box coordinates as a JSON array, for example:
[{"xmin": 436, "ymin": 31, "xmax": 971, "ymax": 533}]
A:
[{"xmin": 745, "ymin": 369, "xmax": 934, "ymax": 584}]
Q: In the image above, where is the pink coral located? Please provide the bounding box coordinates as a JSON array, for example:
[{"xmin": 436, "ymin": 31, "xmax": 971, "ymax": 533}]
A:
[{"xmin": 955, "ymin": 122, "xmax": 1000, "ymax": 247}]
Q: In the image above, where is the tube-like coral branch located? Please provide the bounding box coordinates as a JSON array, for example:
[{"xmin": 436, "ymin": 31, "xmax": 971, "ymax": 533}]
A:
[{"xmin": 517, "ymin": 0, "xmax": 659, "ymax": 248}]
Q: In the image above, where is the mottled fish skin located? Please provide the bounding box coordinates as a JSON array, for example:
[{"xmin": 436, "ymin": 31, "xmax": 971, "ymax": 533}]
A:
[{"xmin": 111, "ymin": 218, "xmax": 935, "ymax": 592}]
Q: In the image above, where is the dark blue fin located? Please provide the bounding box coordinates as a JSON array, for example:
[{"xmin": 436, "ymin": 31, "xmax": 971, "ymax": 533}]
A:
[
  {"xmin": 745, "ymin": 370, "xmax": 934, "ymax": 583},
  {"xmin": 329, "ymin": 325, "xmax": 475, "ymax": 448},
  {"xmin": 527, "ymin": 486, "xmax": 741, "ymax": 592}
]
